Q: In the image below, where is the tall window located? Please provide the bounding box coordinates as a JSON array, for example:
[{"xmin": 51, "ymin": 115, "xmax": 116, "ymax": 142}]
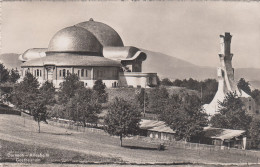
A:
[
  {"xmin": 81, "ymin": 69, "xmax": 84, "ymax": 77},
  {"xmin": 40, "ymin": 70, "xmax": 42, "ymax": 77},
  {"xmin": 85, "ymin": 70, "xmax": 88, "ymax": 77},
  {"xmin": 34, "ymin": 70, "xmax": 36, "ymax": 76},
  {"xmin": 78, "ymin": 70, "xmax": 80, "ymax": 77},
  {"xmin": 37, "ymin": 69, "xmax": 39, "ymax": 77},
  {"xmin": 63, "ymin": 69, "xmax": 66, "ymax": 77},
  {"xmin": 67, "ymin": 70, "xmax": 70, "ymax": 76}
]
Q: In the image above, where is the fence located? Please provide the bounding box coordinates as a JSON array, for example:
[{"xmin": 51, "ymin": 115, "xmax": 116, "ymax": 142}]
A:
[
  {"xmin": 139, "ymin": 136, "xmax": 260, "ymax": 159},
  {"xmin": 21, "ymin": 113, "xmax": 260, "ymax": 159}
]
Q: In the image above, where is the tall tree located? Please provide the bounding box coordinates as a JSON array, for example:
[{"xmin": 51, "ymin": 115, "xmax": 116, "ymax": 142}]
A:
[
  {"xmin": 251, "ymin": 89, "xmax": 260, "ymax": 106},
  {"xmin": 8, "ymin": 68, "xmax": 20, "ymax": 83},
  {"xmin": 93, "ymin": 79, "xmax": 108, "ymax": 103},
  {"xmin": 160, "ymin": 94, "xmax": 208, "ymax": 141},
  {"xmin": 58, "ymin": 73, "xmax": 84, "ymax": 103},
  {"xmin": 104, "ymin": 97, "xmax": 141, "ymax": 147},
  {"xmin": 210, "ymin": 92, "xmax": 252, "ymax": 131},
  {"xmin": 0, "ymin": 63, "xmax": 9, "ymax": 83},
  {"xmin": 39, "ymin": 81, "xmax": 56, "ymax": 105},
  {"xmin": 249, "ymin": 119, "xmax": 260, "ymax": 149},
  {"xmin": 31, "ymin": 96, "xmax": 48, "ymax": 133},
  {"xmin": 67, "ymin": 88, "xmax": 101, "ymax": 126},
  {"xmin": 10, "ymin": 72, "xmax": 39, "ymax": 112},
  {"xmin": 237, "ymin": 78, "xmax": 251, "ymax": 95},
  {"xmin": 148, "ymin": 87, "xmax": 169, "ymax": 114}
]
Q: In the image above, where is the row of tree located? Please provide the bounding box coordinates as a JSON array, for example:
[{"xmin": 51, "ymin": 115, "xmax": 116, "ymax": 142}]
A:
[{"xmin": 160, "ymin": 78, "xmax": 218, "ymax": 104}]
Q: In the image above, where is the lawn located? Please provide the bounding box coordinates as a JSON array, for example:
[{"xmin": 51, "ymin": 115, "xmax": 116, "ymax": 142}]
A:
[{"xmin": 0, "ymin": 115, "xmax": 259, "ymax": 166}]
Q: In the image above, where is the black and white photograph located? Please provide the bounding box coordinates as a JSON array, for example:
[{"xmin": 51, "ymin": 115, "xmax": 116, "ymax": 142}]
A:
[{"xmin": 0, "ymin": 1, "xmax": 260, "ymax": 166}]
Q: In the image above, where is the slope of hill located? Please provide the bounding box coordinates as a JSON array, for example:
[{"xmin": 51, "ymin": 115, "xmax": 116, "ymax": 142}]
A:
[
  {"xmin": 0, "ymin": 53, "xmax": 22, "ymax": 70},
  {"xmin": 142, "ymin": 50, "xmax": 260, "ymax": 88}
]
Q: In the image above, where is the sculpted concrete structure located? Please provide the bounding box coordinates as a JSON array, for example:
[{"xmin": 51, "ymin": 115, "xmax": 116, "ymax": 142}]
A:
[
  {"xmin": 19, "ymin": 19, "xmax": 158, "ymax": 88},
  {"xmin": 204, "ymin": 32, "xmax": 257, "ymax": 116}
]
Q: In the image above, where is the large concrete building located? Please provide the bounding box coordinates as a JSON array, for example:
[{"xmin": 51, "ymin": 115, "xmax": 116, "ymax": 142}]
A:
[
  {"xmin": 19, "ymin": 19, "xmax": 158, "ymax": 88},
  {"xmin": 204, "ymin": 32, "xmax": 258, "ymax": 117}
]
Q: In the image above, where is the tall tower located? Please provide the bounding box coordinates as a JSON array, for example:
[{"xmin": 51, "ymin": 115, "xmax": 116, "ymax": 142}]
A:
[
  {"xmin": 218, "ymin": 32, "xmax": 237, "ymax": 93},
  {"xmin": 204, "ymin": 32, "xmax": 239, "ymax": 116}
]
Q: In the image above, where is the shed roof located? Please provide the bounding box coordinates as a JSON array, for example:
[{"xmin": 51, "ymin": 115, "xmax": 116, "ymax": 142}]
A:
[
  {"xmin": 21, "ymin": 53, "xmax": 121, "ymax": 67},
  {"xmin": 203, "ymin": 127, "xmax": 245, "ymax": 140}
]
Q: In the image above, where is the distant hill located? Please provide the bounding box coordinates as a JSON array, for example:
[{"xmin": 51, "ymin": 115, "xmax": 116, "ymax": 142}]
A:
[
  {"xmin": 0, "ymin": 53, "xmax": 22, "ymax": 70},
  {"xmin": 1, "ymin": 51, "xmax": 260, "ymax": 89},
  {"xmin": 142, "ymin": 50, "xmax": 260, "ymax": 89}
]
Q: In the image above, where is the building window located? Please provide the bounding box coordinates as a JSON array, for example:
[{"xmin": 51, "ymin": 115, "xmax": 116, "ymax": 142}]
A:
[
  {"xmin": 256, "ymin": 110, "xmax": 259, "ymax": 114},
  {"xmin": 34, "ymin": 70, "xmax": 36, "ymax": 76},
  {"xmin": 81, "ymin": 69, "xmax": 84, "ymax": 77},
  {"xmin": 249, "ymin": 98, "xmax": 251, "ymax": 102},
  {"xmin": 67, "ymin": 70, "xmax": 70, "ymax": 76},
  {"xmin": 249, "ymin": 106, "xmax": 251, "ymax": 110},
  {"xmin": 59, "ymin": 70, "xmax": 61, "ymax": 77},
  {"xmin": 78, "ymin": 70, "xmax": 80, "ymax": 77},
  {"xmin": 85, "ymin": 70, "xmax": 88, "ymax": 77},
  {"xmin": 85, "ymin": 83, "xmax": 87, "ymax": 86},
  {"xmin": 37, "ymin": 69, "xmax": 39, "ymax": 77},
  {"xmin": 40, "ymin": 70, "xmax": 42, "ymax": 77},
  {"xmin": 63, "ymin": 69, "xmax": 66, "ymax": 77}
]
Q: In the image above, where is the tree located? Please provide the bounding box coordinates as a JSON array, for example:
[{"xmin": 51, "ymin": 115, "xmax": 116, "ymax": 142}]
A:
[
  {"xmin": 31, "ymin": 96, "xmax": 48, "ymax": 133},
  {"xmin": 237, "ymin": 78, "xmax": 251, "ymax": 95},
  {"xmin": 67, "ymin": 88, "xmax": 101, "ymax": 126},
  {"xmin": 251, "ymin": 89, "xmax": 260, "ymax": 106},
  {"xmin": 161, "ymin": 78, "xmax": 173, "ymax": 86},
  {"xmin": 0, "ymin": 63, "xmax": 9, "ymax": 83},
  {"xmin": 39, "ymin": 81, "xmax": 56, "ymax": 105},
  {"xmin": 10, "ymin": 72, "xmax": 39, "ymax": 112},
  {"xmin": 104, "ymin": 97, "xmax": 141, "ymax": 147},
  {"xmin": 160, "ymin": 94, "xmax": 208, "ymax": 141},
  {"xmin": 58, "ymin": 73, "xmax": 84, "ymax": 103},
  {"xmin": 8, "ymin": 68, "xmax": 20, "ymax": 83},
  {"xmin": 200, "ymin": 79, "xmax": 218, "ymax": 104},
  {"xmin": 93, "ymin": 79, "xmax": 108, "ymax": 103},
  {"xmin": 249, "ymin": 119, "xmax": 260, "ymax": 149},
  {"xmin": 148, "ymin": 87, "xmax": 169, "ymax": 114},
  {"xmin": 210, "ymin": 92, "xmax": 252, "ymax": 131}
]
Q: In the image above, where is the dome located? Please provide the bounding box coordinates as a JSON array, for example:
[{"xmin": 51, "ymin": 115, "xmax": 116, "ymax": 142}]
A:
[
  {"xmin": 47, "ymin": 26, "xmax": 103, "ymax": 54},
  {"xmin": 76, "ymin": 19, "xmax": 124, "ymax": 47}
]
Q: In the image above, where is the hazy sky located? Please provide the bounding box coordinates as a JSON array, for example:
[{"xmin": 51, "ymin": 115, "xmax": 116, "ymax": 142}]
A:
[{"xmin": 2, "ymin": 1, "xmax": 260, "ymax": 68}]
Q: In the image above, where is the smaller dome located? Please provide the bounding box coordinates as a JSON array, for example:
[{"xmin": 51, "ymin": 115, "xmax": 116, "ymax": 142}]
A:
[{"xmin": 47, "ymin": 26, "xmax": 102, "ymax": 54}]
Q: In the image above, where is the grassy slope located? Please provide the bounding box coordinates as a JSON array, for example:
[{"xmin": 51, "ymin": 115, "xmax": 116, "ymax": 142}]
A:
[{"xmin": 0, "ymin": 115, "xmax": 259, "ymax": 164}]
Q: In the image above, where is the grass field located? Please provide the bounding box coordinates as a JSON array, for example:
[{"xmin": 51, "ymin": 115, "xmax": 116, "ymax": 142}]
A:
[{"xmin": 0, "ymin": 115, "xmax": 259, "ymax": 166}]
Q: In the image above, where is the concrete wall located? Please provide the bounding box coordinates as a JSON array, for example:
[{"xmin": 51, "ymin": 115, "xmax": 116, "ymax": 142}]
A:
[{"xmin": 119, "ymin": 72, "xmax": 157, "ymax": 88}]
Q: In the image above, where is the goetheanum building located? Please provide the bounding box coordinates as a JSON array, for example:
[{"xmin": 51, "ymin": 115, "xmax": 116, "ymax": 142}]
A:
[{"xmin": 19, "ymin": 19, "xmax": 158, "ymax": 88}]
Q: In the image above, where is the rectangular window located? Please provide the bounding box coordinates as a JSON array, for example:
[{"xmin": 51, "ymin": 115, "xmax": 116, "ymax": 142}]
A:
[
  {"xmin": 249, "ymin": 106, "xmax": 251, "ymax": 110},
  {"xmin": 63, "ymin": 69, "xmax": 66, "ymax": 77},
  {"xmin": 37, "ymin": 69, "xmax": 39, "ymax": 77},
  {"xmin": 67, "ymin": 70, "xmax": 70, "ymax": 76},
  {"xmin": 81, "ymin": 69, "xmax": 84, "ymax": 77},
  {"xmin": 40, "ymin": 70, "xmax": 42, "ymax": 77},
  {"xmin": 86, "ymin": 70, "xmax": 88, "ymax": 77},
  {"xmin": 59, "ymin": 70, "xmax": 61, "ymax": 77},
  {"xmin": 78, "ymin": 70, "xmax": 80, "ymax": 77}
]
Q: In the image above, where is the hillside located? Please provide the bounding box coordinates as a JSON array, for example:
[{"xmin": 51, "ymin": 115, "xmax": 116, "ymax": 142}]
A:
[{"xmin": 0, "ymin": 53, "xmax": 22, "ymax": 70}]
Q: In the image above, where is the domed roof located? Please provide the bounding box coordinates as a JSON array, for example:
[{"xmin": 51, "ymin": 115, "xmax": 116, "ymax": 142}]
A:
[
  {"xmin": 76, "ymin": 19, "xmax": 124, "ymax": 47},
  {"xmin": 47, "ymin": 26, "xmax": 103, "ymax": 54}
]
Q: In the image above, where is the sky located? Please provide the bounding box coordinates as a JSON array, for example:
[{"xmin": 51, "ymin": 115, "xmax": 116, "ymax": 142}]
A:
[{"xmin": 1, "ymin": 1, "xmax": 260, "ymax": 68}]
